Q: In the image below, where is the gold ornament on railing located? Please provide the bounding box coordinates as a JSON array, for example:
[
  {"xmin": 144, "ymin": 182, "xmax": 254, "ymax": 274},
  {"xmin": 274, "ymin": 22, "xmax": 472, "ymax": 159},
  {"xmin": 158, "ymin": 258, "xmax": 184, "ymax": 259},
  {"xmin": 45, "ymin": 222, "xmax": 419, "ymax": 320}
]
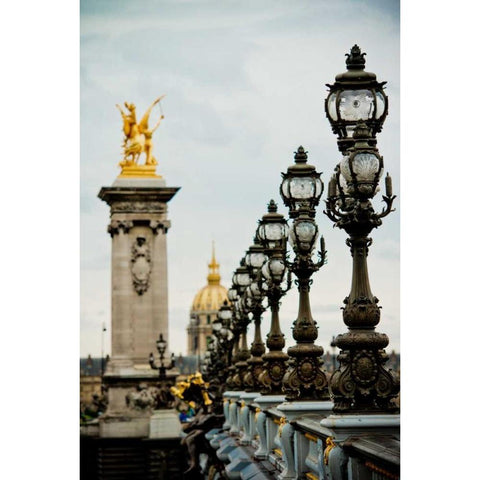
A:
[
  {"xmin": 116, "ymin": 95, "xmax": 166, "ymax": 178},
  {"xmin": 169, "ymin": 372, "xmax": 213, "ymax": 407}
]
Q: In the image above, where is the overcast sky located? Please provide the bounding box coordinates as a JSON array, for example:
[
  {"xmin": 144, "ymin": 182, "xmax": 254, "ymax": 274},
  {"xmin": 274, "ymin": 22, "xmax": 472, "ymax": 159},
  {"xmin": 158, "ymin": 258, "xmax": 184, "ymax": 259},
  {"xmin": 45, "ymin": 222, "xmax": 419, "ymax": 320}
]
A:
[{"xmin": 80, "ymin": 0, "xmax": 400, "ymax": 358}]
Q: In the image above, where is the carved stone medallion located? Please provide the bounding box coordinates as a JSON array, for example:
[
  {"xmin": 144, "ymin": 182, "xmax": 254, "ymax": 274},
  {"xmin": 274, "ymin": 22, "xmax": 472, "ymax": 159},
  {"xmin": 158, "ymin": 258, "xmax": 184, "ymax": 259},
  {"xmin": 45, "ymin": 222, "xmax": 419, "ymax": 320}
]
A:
[{"xmin": 131, "ymin": 236, "xmax": 151, "ymax": 295}]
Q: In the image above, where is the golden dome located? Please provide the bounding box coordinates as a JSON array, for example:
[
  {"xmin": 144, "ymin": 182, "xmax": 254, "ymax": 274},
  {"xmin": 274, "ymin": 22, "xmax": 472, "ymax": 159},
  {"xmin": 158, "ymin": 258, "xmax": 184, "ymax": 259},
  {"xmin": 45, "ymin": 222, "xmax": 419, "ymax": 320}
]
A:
[{"xmin": 191, "ymin": 245, "xmax": 229, "ymax": 312}]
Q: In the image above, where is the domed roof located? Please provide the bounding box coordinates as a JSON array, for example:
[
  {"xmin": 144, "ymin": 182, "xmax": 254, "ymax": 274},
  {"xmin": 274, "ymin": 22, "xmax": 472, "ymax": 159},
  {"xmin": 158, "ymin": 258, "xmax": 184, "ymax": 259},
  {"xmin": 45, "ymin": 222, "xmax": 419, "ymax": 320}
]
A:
[{"xmin": 191, "ymin": 245, "xmax": 229, "ymax": 312}]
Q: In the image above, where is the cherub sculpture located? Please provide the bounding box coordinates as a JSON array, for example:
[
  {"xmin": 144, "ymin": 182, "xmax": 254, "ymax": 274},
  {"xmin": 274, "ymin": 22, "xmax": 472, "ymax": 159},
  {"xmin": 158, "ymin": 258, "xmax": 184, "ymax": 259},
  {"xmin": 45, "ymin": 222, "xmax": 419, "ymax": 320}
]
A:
[{"xmin": 116, "ymin": 96, "xmax": 165, "ymax": 167}]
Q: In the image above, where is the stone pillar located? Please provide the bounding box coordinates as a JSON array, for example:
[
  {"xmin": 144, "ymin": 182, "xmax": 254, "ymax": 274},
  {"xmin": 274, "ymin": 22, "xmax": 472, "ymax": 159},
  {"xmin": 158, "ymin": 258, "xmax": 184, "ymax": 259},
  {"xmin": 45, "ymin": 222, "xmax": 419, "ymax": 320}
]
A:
[
  {"xmin": 99, "ymin": 177, "xmax": 179, "ymax": 372},
  {"xmin": 98, "ymin": 177, "xmax": 179, "ymax": 437}
]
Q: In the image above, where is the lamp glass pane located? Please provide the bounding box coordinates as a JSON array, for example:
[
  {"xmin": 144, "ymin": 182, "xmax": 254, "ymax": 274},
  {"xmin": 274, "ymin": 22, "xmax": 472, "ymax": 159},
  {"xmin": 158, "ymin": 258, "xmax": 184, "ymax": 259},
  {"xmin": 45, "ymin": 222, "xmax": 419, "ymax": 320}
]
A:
[
  {"xmin": 249, "ymin": 252, "xmax": 266, "ymax": 268},
  {"xmin": 290, "ymin": 177, "xmax": 315, "ymax": 200},
  {"xmin": 237, "ymin": 273, "xmax": 251, "ymax": 286},
  {"xmin": 218, "ymin": 308, "xmax": 232, "ymax": 321},
  {"xmin": 339, "ymin": 89, "xmax": 374, "ymax": 121},
  {"xmin": 327, "ymin": 93, "xmax": 338, "ymax": 121},
  {"xmin": 338, "ymin": 173, "xmax": 348, "ymax": 195},
  {"xmin": 375, "ymin": 92, "xmax": 386, "ymax": 119},
  {"xmin": 295, "ymin": 220, "xmax": 317, "ymax": 243},
  {"xmin": 269, "ymin": 258, "xmax": 285, "ymax": 277},
  {"xmin": 352, "ymin": 153, "xmax": 380, "ymax": 181},
  {"xmin": 340, "ymin": 155, "xmax": 353, "ymax": 181},
  {"xmin": 265, "ymin": 223, "xmax": 284, "ymax": 241},
  {"xmin": 261, "ymin": 262, "xmax": 271, "ymax": 280},
  {"xmin": 281, "ymin": 178, "xmax": 291, "ymax": 199}
]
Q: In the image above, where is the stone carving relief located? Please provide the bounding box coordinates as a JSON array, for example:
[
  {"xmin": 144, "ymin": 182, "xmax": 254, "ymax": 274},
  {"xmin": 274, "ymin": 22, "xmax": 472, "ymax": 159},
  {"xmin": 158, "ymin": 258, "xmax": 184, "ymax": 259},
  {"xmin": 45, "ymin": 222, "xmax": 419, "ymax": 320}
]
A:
[
  {"xmin": 125, "ymin": 383, "xmax": 156, "ymax": 411},
  {"xmin": 111, "ymin": 201, "xmax": 166, "ymax": 214},
  {"xmin": 107, "ymin": 219, "xmax": 133, "ymax": 237},
  {"xmin": 150, "ymin": 219, "xmax": 171, "ymax": 235},
  {"xmin": 131, "ymin": 236, "xmax": 152, "ymax": 295}
]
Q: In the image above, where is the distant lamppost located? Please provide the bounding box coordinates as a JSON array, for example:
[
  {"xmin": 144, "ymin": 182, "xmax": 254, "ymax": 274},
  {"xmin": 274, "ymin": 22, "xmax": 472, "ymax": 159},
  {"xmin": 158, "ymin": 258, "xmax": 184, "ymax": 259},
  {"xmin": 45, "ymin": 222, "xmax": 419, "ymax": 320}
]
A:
[
  {"xmin": 325, "ymin": 44, "xmax": 388, "ymax": 154},
  {"xmin": 243, "ymin": 238, "xmax": 268, "ymax": 392},
  {"xmin": 256, "ymin": 200, "xmax": 291, "ymax": 395},
  {"xmin": 231, "ymin": 261, "xmax": 252, "ymax": 390},
  {"xmin": 149, "ymin": 332, "xmax": 175, "ymax": 381},
  {"xmin": 190, "ymin": 313, "xmax": 201, "ymax": 372},
  {"xmin": 225, "ymin": 287, "xmax": 241, "ymax": 389},
  {"xmin": 324, "ymin": 47, "xmax": 399, "ymax": 413},
  {"xmin": 279, "ymin": 147, "xmax": 329, "ymax": 401},
  {"xmin": 216, "ymin": 300, "xmax": 235, "ymax": 373},
  {"xmin": 205, "ymin": 301, "xmax": 234, "ymax": 387}
]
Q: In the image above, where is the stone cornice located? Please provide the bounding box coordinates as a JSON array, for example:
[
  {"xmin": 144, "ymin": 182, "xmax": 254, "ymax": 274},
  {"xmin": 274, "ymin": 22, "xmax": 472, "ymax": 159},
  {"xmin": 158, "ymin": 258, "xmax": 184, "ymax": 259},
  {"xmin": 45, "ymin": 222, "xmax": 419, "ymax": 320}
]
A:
[{"xmin": 98, "ymin": 186, "xmax": 181, "ymax": 206}]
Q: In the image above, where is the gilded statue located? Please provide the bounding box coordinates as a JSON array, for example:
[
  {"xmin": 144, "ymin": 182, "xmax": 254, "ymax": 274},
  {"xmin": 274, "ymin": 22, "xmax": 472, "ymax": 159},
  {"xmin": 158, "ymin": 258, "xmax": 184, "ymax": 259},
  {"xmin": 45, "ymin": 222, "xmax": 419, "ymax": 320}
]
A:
[{"xmin": 116, "ymin": 96, "xmax": 165, "ymax": 172}]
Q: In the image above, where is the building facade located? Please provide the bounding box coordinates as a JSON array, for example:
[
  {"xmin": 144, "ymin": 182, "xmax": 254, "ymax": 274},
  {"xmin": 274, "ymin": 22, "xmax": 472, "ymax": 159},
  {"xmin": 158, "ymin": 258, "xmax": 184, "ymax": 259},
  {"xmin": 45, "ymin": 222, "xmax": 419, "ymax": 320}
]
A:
[{"xmin": 186, "ymin": 248, "xmax": 228, "ymax": 356}]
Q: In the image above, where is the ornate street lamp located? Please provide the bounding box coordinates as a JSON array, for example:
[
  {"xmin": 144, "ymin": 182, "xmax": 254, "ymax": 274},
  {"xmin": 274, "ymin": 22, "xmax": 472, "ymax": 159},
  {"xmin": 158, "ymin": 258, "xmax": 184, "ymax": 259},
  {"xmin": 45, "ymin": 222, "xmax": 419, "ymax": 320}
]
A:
[
  {"xmin": 156, "ymin": 333, "xmax": 167, "ymax": 357},
  {"xmin": 325, "ymin": 44, "xmax": 388, "ymax": 154},
  {"xmin": 280, "ymin": 146, "xmax": 324, "ymax": 218},
  {"xmin": 256, "ymin": 201, "xmax": 291, "ymax": 395},
  {"xmin": 230, "ymin": 261, "xmax": 252, "ymax": 391},
  {"xmin": 149, "ymin": 332, "xmax": 175, "ymax": 382},
  {"xmin": 325, "ymin": 120, "xmax": 399, "ymax": 412},
  {"xmin": 279, "ymin": 147, "xmax": 330, "ymax": 401},
  {"xmin": 208, "ymin": 301, "xmax": 234, "ymax": 387},
  {"xmin": 243, "ymin": 239, "xmax": 268, "ymax": 392},
  {"xmin": 149, "ymin": 333, "xmax": 177, "ymax": 410},
  {"xmin": 225, "ymin": 319, "xmax": 241, "ymax": 390},
  {"xmin": 256, "ymin": 200, "xmax": 289, "ymax": 254}
]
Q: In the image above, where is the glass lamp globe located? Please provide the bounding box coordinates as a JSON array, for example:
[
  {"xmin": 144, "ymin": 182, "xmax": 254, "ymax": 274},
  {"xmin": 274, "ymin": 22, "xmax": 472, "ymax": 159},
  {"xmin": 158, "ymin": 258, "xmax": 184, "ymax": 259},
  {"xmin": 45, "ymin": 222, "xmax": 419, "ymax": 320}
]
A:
[
  {"xmin": 227, "ymin": 288, "xmax": 238, "ymax": 303},
  {"xmin": 232, "ymin": 264, "xmax": 251, "ymax": 291},
  {"xmin": 280, "ymin": 146, "xmax": 324, "ymax": 216},
  {"xmin": 212, "ymin": 319, "xmax": 222, "ymax": 333},
  {"xmin": 325, "ymin": 45, "xmax": 388, "ymax": 154},
  {"xmin": 262, "ymin": 257, "xmax": 286, "ymax": 283},
  {"xmin": 245, "ymin": 237, "xmax": 267, "ymax": 274},
  {"xmin": 218, "ymin": 301, "xmax": 233, "ymax": 322},
  {"xmin": 289, "ymin": 217, "xmax": 319, "ymax": 254},
  {"xmin": 245, "ymin": 249, "xmax": 267, "ymax": 271},
  {"xmin": 256, "ymin": 200, "xmax": 288, "ymax": 252},
  {"xmin": 339, "ymin": 124, "xmax": 384, "ymax": 198},
  {"xmin": 156, "ymin": 334, "xmax": 167, "ymax": 355}
]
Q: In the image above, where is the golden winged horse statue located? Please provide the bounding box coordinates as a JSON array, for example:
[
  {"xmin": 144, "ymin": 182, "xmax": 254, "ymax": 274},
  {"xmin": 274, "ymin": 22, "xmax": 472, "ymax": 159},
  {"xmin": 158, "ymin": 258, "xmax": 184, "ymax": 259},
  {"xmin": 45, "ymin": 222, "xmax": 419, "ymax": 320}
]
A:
[{"xmin": 116, "ymin": 95, "xmax": 165, "ymax": 168}]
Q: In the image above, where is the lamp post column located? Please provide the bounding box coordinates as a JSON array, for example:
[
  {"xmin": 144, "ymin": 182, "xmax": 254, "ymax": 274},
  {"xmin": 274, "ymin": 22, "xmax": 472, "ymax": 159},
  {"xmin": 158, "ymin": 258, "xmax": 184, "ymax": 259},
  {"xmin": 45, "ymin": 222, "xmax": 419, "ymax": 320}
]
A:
[{"xmin": 324, "ymin": 125, "xmax": 399, "ymax": 413}]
